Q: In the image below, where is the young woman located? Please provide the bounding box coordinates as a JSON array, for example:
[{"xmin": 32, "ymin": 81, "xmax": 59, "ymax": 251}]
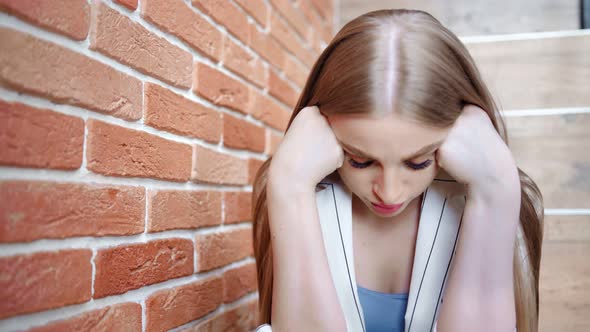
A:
[{"xmin": 251, "ymin": 9, "xmax": 544, "ymax": 332}]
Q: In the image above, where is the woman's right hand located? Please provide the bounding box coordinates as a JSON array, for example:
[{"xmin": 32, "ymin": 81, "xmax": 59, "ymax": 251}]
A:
[{"xmin": 269, "ymin": 105, "xmax": 345, "ymax": 191}]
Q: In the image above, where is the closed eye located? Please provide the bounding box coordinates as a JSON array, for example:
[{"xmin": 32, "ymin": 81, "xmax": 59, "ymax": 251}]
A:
[{"xmin": 346, "ymin": 153, "xmax": 434, "ymax": 171}]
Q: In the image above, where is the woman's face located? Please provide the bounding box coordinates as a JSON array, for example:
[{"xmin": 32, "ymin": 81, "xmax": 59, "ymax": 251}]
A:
[{"xmin": 327, "ymin": 111, "xmax": 451, "ymax": 219}]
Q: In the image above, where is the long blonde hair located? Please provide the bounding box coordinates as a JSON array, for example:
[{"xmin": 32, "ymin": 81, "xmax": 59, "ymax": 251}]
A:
[{"xmin": 252, "ymin": 9, "xmax": 544, "ymax": 331}]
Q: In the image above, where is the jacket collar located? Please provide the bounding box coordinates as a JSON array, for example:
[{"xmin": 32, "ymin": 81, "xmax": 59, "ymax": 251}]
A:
[{"xmin": 315, "ymin": 170, "xmax": 467, "ymax": 332}]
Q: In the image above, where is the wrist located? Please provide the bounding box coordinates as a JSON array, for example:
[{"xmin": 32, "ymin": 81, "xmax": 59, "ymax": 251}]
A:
[
  {"xmin": 267, "ymin": 166, "xmax": 316, "ymax": 196},
  {"xmin": 467, "ymin": 167, "xmax": 520, "ymax": 207}
]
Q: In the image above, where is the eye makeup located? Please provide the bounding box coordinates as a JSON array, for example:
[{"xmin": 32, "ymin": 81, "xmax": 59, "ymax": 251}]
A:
[
  {"xmin": 345, "ymin": 152, "xmax": 434, "ymax": 171},
  {"xmin": 340, "ymin": 139, "xmax": 443, "ymax": 161}
]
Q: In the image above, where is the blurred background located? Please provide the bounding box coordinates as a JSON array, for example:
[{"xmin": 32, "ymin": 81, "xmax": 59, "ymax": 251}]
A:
[{"xmin": 0, "ymin": 0, "xmax": 588, "ymax": 331}]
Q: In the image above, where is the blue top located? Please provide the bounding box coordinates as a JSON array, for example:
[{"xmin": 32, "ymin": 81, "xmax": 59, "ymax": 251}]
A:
[{"xmin": 357, "ymin": 284, "xmax": 408, "ymax": 332}]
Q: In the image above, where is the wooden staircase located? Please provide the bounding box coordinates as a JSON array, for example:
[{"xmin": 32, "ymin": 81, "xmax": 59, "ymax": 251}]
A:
[{"xmin": 463, "ymin": 30, "xmax": 590, "ymax": 332}]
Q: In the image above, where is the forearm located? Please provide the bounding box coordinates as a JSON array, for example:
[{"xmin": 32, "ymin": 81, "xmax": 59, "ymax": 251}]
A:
[
  {"xmin": 438, "ymin": 172, "xmax": 520, "ymax": 332},
  {"xmin": 266, "ymin": 173, "xmax": 347, "ymax": 331}
]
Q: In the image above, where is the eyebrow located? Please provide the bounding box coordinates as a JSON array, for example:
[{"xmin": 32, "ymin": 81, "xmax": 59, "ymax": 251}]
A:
[{"xmin": 339, "ymin": 139, "xmax": 444, "ymax": 161}]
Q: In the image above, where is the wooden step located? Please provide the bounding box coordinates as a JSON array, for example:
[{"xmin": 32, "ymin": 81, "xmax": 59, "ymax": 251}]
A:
[
  {"xmin": 539, "ymin": 215, "xmax": 590, "ymax": 332},
  {"xmin": 505, "ymin": 113, "xmax": 589, "ymax": 209},
  {"xmin": 464, "ymin": 32, "xmax": 590, "ymax": 110},
  {"xmin": 339, "ymin": 0, "xmax": 580, "ymax": 36}
]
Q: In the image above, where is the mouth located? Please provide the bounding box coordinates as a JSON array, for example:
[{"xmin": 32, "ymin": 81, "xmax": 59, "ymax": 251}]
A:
[{"xmin": 371, "ymin": 201, "xmax": 404, "ymax": 214}]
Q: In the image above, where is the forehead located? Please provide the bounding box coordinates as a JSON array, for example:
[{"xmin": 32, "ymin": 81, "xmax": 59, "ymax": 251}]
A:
[{"xmin": 327, "ymin": 112, "xmax": 449, "ymax": 159}]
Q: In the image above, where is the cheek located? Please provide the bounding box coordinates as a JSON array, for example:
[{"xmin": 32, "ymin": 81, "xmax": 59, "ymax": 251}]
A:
[
  {"xmin": 337, "ymin": 168, "xmax": 367, "ymax": 192},
  {"xmin": 337, "ymin": 167, "xmax": 380, "ymax": 197}
]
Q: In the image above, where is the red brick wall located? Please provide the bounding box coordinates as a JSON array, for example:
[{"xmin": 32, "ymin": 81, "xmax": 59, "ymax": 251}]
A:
[{"xmin": 0, "ymin": 0, "xmax": 335, "ymax": 331}]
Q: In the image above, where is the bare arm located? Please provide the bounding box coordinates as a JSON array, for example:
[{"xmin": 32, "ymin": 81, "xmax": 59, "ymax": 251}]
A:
[
  {"xmin": 437, "ymin": 172, "xmax": 520, "ymax": 332},
  {"xmin": 266, "ymin": 171, "xmax": 347, "ymax": 332}
]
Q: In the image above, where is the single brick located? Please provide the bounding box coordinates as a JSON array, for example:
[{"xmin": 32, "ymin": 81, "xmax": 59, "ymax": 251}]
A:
[
  {"xmin": 195, "ymin": 228, "xmax": 253, "ymax": 272},
  {"xmin": 94, "ymin": 238, "xmax": 194, "ymax": 298},
  {"xmin": 0, "ymin": 180, "xmax": 144, "ymax": 243},
  {"xmin": 247, "ymin": 87, "xmax": 290, "ymax": 132},
  {"xmin": 186, "ymin": 300, "xmax": 257, "ymax": 332},
  {"xmin": 268, "ymin": 69, "xmax": 298, "ymax": 107},
  {"xmin": 86, "ymin": 119, "xmax": 192, "ymax": 182},
  {"xmin": 148, "ymin": 189, "xmax": 222, "ymax": 232},
  {"xmin": 224, "ymin": 191, "xmax": 252, "ymax": 224},
  {"xmin": 284, "ymin": 54, "xmax": 309, "ymax": 88},
  {"xmin": 193, "ymin": 62, "xmax": 249, "ymax": 115},
  {"xmin": 269, "ymin": 12, "xmax": 301, "ymax": 55},
  {"xmin": 320, "ymin": 24, "xmax": 333, "ymax": 45},
  {"xmin": 0, "ymin": 249, "xmax": 92, "ymax": 319},
  {"xmin": 0, "ymin": 100, "xmax": 84, "ymax": 170},
  {"xmin": 141, "ymin": 0, "xmax": 222, "ymax": 62},
  {"xmin": 310, "ymin": 0, "xmax": 333, "ymax": 22},
  {"xmin": 298, "ymin": 0, "xmax": 317, "ymax": 24},
  {"xmin": 114, "ymin": 0, "xmax": 138, "ymax": 10},
  {"xmin": 268, "ymin": 0, "xmax": 312, "ymax": 41},
  {"xmin": 0, "ymin": 0, "xmax": 90, "ymax": 40},
  {"xmin": 223, "ymin": 263, "xmax": 257, "ymax": 303},
  {"xmin": 90, "ymin": 1, "xmax": 192, "ymax": 89},
  {"xmin": 0, "ymin": 28, "xmax": 142, "ymax": 121},
  {"xmin": 234, "ymin": 0, "xmax": 268, "ymax": 28},
  {"xmin": 299, "ymin": 0, "xmax": 327, "ymax": 39},
  {"xmin": 269, "ymin": 12, "xmax": 317, "ymax": 68},
  {"xmin": 248, "ymin": 158, "xmax": 265, "ymax": 185},
  {"xmin": 248, "ymin": 23, "xmax": 287, "ymax": 70},
  {"xmin": 146, "ymin": 276, "xmax": 223, "ymax": 332},
  {"xmin": 27, "ymin": 302, "xmax": 142, "ymax": 332},
  {"xmin": 191, "ymin": 145, "xmax": 249, "ymax": 185},
  {"xmin": 222, "ymin": 36, "xmax": 266, "ymax": 89},
  {"xmin": 191, "ymin": 0, "xmax": 250, "ymax": 45},
  {"xmin": 223, "ymin": 113, "xmax": 265, "ymax": 153},
  {"xmin": 144, "ymin": 83, "xmax": 221, "ymax": 143}
]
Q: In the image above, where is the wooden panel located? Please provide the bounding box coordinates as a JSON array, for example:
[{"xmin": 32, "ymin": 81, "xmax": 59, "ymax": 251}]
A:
[
  {"xmin": 465, "ymin": 34, "xmax": 590, "ymax": 110},
  {"xmin": 442, "ymin": 0, "xmax": 579, "ymax": 37},
  {"xmin": 539, "ymin": 215, "xmax": 590, "ymax": 332},
  {"xmin": 505, "ymin": 113, "xmax": 590, "ymax": 209},
  {"xmin": 339, "ymin": 0, "xmax": 579, "ymax": 36},
  {"xmin": 544, "ymin": 215, "xmax": 590, "ymax": 242}
]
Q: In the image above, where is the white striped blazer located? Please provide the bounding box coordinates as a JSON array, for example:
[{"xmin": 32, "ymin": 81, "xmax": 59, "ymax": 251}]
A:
[{"xmin": 256, "ymin": 169, "xmax": 472, "ymax": 332}]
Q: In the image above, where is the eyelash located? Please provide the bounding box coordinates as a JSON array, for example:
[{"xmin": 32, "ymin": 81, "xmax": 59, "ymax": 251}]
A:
[{"xmin": 347, "ymin": 156, "xmax": 433, "ymax": 170}]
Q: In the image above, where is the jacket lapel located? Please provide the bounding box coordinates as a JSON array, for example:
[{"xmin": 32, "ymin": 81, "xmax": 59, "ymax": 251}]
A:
[
  {"xmin": 315, "ymin": 171, "xmax": 467, "ymax": 332},
  {"xmin": 315, "ymin": 176, "xmax": 366, "ymax": 332},
  {"xmin": 405, "ymin": 175, "xmax": 467, "ymax": 332}
]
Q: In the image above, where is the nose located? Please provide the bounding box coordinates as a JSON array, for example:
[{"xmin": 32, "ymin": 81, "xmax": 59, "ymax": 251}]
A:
[{"xmin": 373, "ymin": 167, "xmax": 403, "ymax": 205}]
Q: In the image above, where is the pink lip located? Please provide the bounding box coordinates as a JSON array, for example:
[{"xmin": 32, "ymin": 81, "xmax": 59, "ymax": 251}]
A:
[{"xmin": 371, "ymin": 201, "xmax": 403, "ymax": 214}]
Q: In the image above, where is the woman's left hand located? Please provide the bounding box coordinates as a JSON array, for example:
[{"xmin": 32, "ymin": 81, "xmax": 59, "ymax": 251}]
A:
[{"xmin": 435, "ymin": 104, "xmax": 519, "ymax": 198}]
